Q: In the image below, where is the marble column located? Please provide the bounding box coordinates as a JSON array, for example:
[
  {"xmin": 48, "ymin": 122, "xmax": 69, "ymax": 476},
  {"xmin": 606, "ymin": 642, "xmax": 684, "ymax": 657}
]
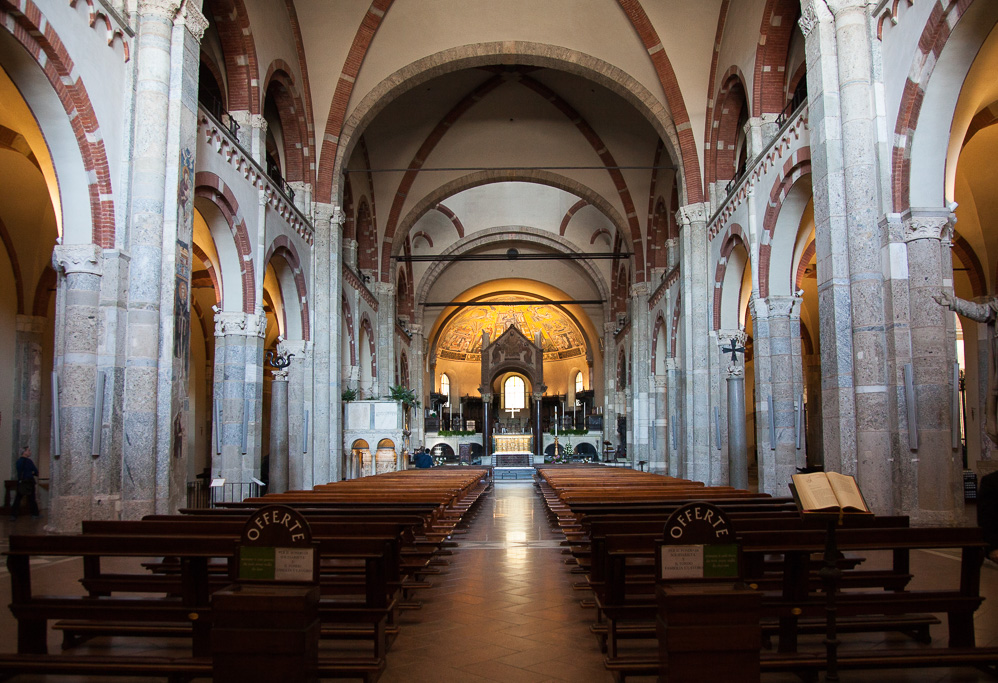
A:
[
  {"xmin": 652, "ymin": 375, "xmax": 668, "ymax": 474},
  {"xmin": 602, "ymin": 321, "xmax": 617, "ymax": 459},
  {"xmin": 804, "ymin": 352, "xmax": 824, "ymax": 468},
  {"xmin": 903, "ymin": 210, "xmax": 961, "ymax": 524},
  {"xmin": 409, "ymin": 324, "xmax": 425, "ymax": 453},
  {"xmin": 343, "ymin": 238, "xmax": 359, "ymax": 272},
  {"xmin": 13, "ymin": 315, "xmax": 46, "ymax": 458},
  {"xmin": 212, "ymin": 312, "xmax": 266, "ymax": 492},
  {"xmin": 268, "ymin": 367, "xmax": 289, "ymax": 493},
  {"xmin": 533, "ymin": 392, "xmax": 544, "ymax": 460},
  {"xmin": 678, "ymin": 203, "xmax": 712, "ymax": 483},
  {"xmin": 665, "ymin": 357, "xmax": 681, "ymax": 477},
  {"xmin": 279, "ymin": 339, "xmax": 311, "ymax": 490},
  {"xmin": 727, "ymin": 362, "xmax": 748, "ymax": 490},
  {"xmin": 312, "ymin": 204, "xmax": 345, "ymax": 484},
  {"xmin": 629, "ymin": 282, "xmax": 651, "ymax": 468},
  {"xmin": 374, "ymin": 282, "xmax": 396, "ymax": 398},
  {"xmin": 48, "ymin": 245, "xmax": 102, "ymax": 532},
  {"xmin": 482, "ymin": 393, "xmax": 493, "ymax": 464},
  {"xmin": 756, "ymin": 296, "xmax": 805, "ymax": 495}
]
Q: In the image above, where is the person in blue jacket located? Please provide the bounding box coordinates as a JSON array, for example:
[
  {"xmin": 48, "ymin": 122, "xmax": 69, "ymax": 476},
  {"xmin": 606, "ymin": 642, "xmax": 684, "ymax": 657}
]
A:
[
  {"xmin": 414, "ymin": 447, "xmax": 433, "ymax": 469},
  {"xmin": 10, "ymin": 446, "xmax": 40, "ymax": 520}
]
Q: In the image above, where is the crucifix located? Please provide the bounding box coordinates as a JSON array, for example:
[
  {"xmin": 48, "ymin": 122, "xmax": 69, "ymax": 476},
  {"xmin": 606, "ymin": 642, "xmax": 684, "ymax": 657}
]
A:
[{"xmin": 721, "ymin": 337, "xmax": 745, "ymax": 363}]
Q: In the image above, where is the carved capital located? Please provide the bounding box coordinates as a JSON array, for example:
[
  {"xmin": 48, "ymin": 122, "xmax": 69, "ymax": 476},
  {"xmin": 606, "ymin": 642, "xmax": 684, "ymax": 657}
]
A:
[
  {"xmin": 137, "ymin": 0, "xmax": 181, "ymax": 20},
  {"xmin": 629, "ymin": 281, "xmax": 650, "ymax": 298},
  {"xmin": 903, "ymin": 210, "xmax": 955, "ymax": 245},
  {"xmin": 16, "ymin": 314, "xmax": 47, "ymax": 335},
  {"xmin": 53, "ymin": 243, "xmax": 103, "ymax": 277},
  {"xmin": 270, "ymin": 368, "xmax": 289, "ymax": 381},
  {"xmin": 726, "ymin": 363, "xmax": 745, "ymax": 378},
  {"xmin": 180, "ymin": 0, "xmax": 208, "ymax": 41},
  {"xmin": 604, "ymin": 322, "xmax": 618, "ymax": 335},
  {"xmin": 717, "ymin": 329, "xmax": 748, "ymax": 348},
  {"xmin": 677, "ymin": 202, "xmax": 710, "ymax": 226},
  {"xmin": 653, "ymin": 375, "xmax": 668, "ymax": 389},
  {"xmin": 314, "ymin": 203, "xmax": 345, "ymax": 227},
  {"xmin": 759, "ymin": 295, "xmax": 802, "ymax": 319},
  {"xmin": 279, "ymin": 339, "xmax": 311, "ymax": 364},
  {"xmin": 798, "ymin": 0, "xmax": 819, "ymax": 37},
  {"xmin": 665, "ymin": 358, "xmax": 679, "ymax": 372},
  {"xmin": 373, "ymin": 282, "xmax": 394, "ymax": 297},
  {"xmin": 214, "ymin": 311, "xmax": 267, "ymax": 338}
]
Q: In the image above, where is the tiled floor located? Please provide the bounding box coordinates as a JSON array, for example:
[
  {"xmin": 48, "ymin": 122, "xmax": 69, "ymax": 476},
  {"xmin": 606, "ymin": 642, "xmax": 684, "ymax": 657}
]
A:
[{"xmin": 1, "ymin": 483, "xmax": 997, "ymax": 682}]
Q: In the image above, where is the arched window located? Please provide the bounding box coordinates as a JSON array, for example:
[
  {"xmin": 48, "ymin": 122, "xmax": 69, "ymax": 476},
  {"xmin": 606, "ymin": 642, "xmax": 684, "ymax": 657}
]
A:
[
  {"xmin": 503, "ymin": 376, "xmax": 525, "ymax": 412},
  {"xmin": 574, "ymin": 371, "xmax": 584, "ymax": 400},
  {"xmin": 440, "ymin": 373, "xmax": 450, "ymax": 406}
]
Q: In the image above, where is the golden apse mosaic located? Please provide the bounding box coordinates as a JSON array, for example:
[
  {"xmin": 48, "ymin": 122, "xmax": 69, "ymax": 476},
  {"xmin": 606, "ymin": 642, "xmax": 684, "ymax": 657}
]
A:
[{"xmin": 436, "ymin": 295, "xmax": 587, "ymax": 363}]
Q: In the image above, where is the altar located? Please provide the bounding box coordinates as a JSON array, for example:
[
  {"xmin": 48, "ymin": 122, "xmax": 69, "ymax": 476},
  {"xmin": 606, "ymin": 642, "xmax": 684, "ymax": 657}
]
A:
[{"xmin": 493, "ymin": 434, "xmax": 532, "ymax": 453}]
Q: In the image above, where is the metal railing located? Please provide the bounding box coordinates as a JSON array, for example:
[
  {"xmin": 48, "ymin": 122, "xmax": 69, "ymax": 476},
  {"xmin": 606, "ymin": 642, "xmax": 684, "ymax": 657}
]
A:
[{"xmin": 185, "ymin": 480, "xmax": 264, "ymax": 509}]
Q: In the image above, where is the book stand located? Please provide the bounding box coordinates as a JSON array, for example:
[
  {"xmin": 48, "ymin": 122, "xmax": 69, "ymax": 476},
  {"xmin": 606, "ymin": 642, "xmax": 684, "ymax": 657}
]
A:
[{"xmin": 789, "ymin": 484, "xmax": 860, "ymax": 683}]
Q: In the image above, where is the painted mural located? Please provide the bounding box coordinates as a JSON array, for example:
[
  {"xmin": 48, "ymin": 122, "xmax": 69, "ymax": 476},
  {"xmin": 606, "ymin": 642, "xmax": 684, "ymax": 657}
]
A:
[{"xmin": 436, "ymin": 295, "xmax": 586, "ymax": 362}]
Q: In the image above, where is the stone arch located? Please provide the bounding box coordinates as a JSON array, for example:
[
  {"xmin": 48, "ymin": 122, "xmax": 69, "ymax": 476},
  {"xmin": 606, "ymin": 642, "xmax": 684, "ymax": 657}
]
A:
[
  {"xmin": 758, "ymin": 152, "xmax": 811, "ymax": 299},
  {"xmin": 194, "ymin": 172, "xmax": 256, "ymax": 314},
  {"xmin": 262, "ymin": 60, "xmax": 310, "ymax": 184},
  {"xmin": 560, "ymin": 199, "xmax": 588, "ymax": 237},
  {"xmin": 0, "ymin": 0, "xmax": 115, "ymax": 246},
  {"xmin": 324, "ymin": 42, "xmax": 693, "ymax": 209},
  {"xmin": 391, "ymin": 170, "xmax": 633, "ymax": 284},
  {"xmin": 341, "ymin": 293, "xmax": 357, "ymax": 367},
  {"xmin": 670, "ymin": 290, "xmax": 682, "ymax": 358},
  {"xmin": 948, "ymin": 233, "xmax": 985, "ymax": 299},
  {"xmin": 203, "ymin": 0, "xmax": 260, "ymax": 114},
  {"xmin": 191, "ymin": 242, "xmax": 222, "ymax": 307},
  {"xmin": 893, "ymin": 0, "xmax": 986, "ymax": 211},
  {"xmin": 433, "ymin": 204, "xmax": 465, "ymax": 239},
  {"xmin": 359, "ymin": 314, "xmax": 377, "ymax": 395},
  {"xmin": 712, "ymin": 225, "xmax": 749, "ymax": 330},
  {"xmin": 707, "ymin": 68, "xmax": 750, "ymax": 188},
  {"xmin": 651, "ymin": 313, "xmax": 667, "ymax": 374},
  {"xmin": 263, "ymin": 235, "xmax": 310, "ymax": 341},
  {"xmin": 793, "ymin": 238, "xmax": 816, "ymax": 293}
]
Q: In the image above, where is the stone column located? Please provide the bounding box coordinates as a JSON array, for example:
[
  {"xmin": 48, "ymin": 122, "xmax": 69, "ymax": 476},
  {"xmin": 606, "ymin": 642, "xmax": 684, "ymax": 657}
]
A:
[
  {"xmin": 48, "ymin": 245, "xmax": 102, "ymax": 532},
  {"xmin": 903, "ymin": 210, "xmax": 960, "ymax": 524},
  {"xmin": 268, "ymin": 367, "xmax": 289, "ymax": 493},
  {"xmin": 602, "ymin": 321, "xmax": 617, "ymax": 459},
  {"xmin": 532, "ymin": 392, "xmax": 544, "ymax": 460},
  {"xmin": 343, "ymin": 239, "xmax": 359, "ymax": 272},
  {"xmin": 678, "ymin": 203, "xmax": 712, "ymax": 483},
  {"xmin": 279, "ymin": 339, "xmax": 311, "ymax": 490},
  {"xmin": 665, "ymin": 357, "xmax": 681, "ymax": 476},
  {"xmin": 13, "ymin": 315, "xmax": 46, "ymax": 459},
  {"xmin": 228, "ymin": 112, "xmax": 268, "ymax": 165},
  {"xmin": 312, "ymin": 204, "xmax": 345, "ymax": 484},
  {"xmin": 756, "ymin": 296, "xmax": 805, "ymax": 495},
  {"xmin": 629, "ymin": 282, "xmax": 651, "ymax": 467},
  {"xmin": 727, "ymin": 362, "xmax": 748, "ymax": 490},
  {"xmin": 374, "ymin": 282, "xmax": 396, "ymax": 398},
  {"xmin": 212, "ymin": 312, "xmax": 266, "ymax": 492},
  {"xmin": 409, "ymin": 324, "xmax": 425, "ymax": 452},
  {"xmin": 652, "ymin": 375, "xmax": 668, "ymax": 474},
  {"xmin": 482, "ymin": 393, "xmax": 493, "ymax": 464}
]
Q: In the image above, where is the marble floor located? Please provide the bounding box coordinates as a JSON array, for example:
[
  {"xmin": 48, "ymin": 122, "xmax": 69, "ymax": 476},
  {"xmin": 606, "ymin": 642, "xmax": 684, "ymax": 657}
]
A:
[{"xmin": 1, "ymin": 483, "xmax": 997, "ymax": 682}]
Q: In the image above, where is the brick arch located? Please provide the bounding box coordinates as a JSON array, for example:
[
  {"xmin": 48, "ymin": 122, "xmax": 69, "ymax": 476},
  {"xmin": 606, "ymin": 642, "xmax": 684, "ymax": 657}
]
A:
[
  {"xmin": 194, "ymin": 172, "xmax": 256, "ymax": 314},
  {"xmin": 31, "ymin": 265, "xmax": 56, "ymax": 318},
  {"xmin": 360, "ymin": 314, "xmax": 377, "ymax": 383},
  {"xmin": 707, "ymin": 70, "xmax": 750, "ymax": 186},
  {"xmin": 891, "ymin": 0, "xmax": 975, "ymax": 211},
  {"xmin": 590, "ymin": 228, "xmax": 612, "ymax": 246},
  {"xmin": 341, "ymin": 293, "xmax": 357, "ymax": 367},
  {"xmin": 373, "ymin": 70, "xmax": 648, "ymax": 281},
  {"xmin": 0, "ymin": 215, "xmax": 24, "ymax": 314},
  {"xmin": 701, "ymin": 0, "xmax": 732, "ymax": 199},
  {"xmin": 948, "ymin": 233, "xmax": 984, "ymax": 299},
  {"xmin": 712, "ymin": 224, "xmax": 748, "ymax": 330},
  {"xmin": 412, "ymin": 231, "xmax": 433, "ymax": 249},
  {"xmin": 385, "ymin": 170, "xmax": 634, "ymax": 282},
  {"xmin": 357, "ymin": 197, "xmax": 377, "ymax": 273},
  {"xmin": 559, "ymin": 199, "xmax": 588, "ymax": 237},
  {"xmin": 752, "ymin": 0, "xmax": 801, "ymax": 117},
  {"xmin": 793, "ymin": 238, "xmax": 816, "ymax": 293},
  {"xmin": 758, "ymin": 152, "xmax": 811, "ymax": 299},
  {"xmin": 0, "ymin": 0, "xmax": 115, "ymax": 247},
  {"xmin": 203, "ymin": 0, "xmax": 260, "ymax": 114},
  {"xmin": 262, "ymin": 60, "xmax": 309, "ymax": 184},
  {"xmin": 264, "ymin": 234, "xmax": 310, "ymax": 341},
  {"xmin": 434, "ymin": 203, "xmax": 465, "ymax": 238},
  {"xmin": 651, "ymin": 313, "xmax": 666, "ymax": 372},
  {"xmin": 191, "ymin": 242, "xmax": 222, "ymax": 307},
  {"xmin": 326, "ymin": 42, "xmax": 693, "ymax": 209}
]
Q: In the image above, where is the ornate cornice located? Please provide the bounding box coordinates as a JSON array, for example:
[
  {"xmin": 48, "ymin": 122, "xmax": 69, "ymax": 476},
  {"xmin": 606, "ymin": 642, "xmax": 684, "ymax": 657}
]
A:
[
  {"xmin": 677, "ymin": 202, "xmax": 709, "ymax": 226},
  {"xmin": 214, "ymin": 311, "xmax": 267, "ymax": 338},
  {"xmin": 53, "ymin": 243, "xmax": 103, "ymax": 276},
  {"xmin": 799, "ymin": 0, "xmax": 819, "ymax": 38},
  {"xmin": 903, "ymin": 213, "xmax": 952, "ymax": 244}
]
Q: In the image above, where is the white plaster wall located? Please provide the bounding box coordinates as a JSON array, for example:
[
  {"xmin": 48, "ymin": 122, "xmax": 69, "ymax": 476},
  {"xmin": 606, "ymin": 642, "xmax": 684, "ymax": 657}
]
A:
[
  {"xmin": 880, "ymin": 1, "xmax": 939, "ymax": 141},
  {"xmin": 712, "ymin": 0, "xmax": 766, "ymax": 111},
  {"xmin": 244, "ymin": 0, "xmax": 307, "ymax": 97}
]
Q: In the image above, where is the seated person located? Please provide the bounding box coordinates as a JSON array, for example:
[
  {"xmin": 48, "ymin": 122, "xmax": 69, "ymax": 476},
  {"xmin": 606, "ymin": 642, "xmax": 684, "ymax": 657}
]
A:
[{"xmin": 414, "ymin": 448, "xmax": 433, "ymax": 469}]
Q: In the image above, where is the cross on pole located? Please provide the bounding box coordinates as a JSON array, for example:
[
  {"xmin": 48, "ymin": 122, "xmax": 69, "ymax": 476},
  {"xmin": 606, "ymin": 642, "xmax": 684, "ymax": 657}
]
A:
[{"xmin": 721, "ymin": 337, "xmax": 745, "ymax": 363}]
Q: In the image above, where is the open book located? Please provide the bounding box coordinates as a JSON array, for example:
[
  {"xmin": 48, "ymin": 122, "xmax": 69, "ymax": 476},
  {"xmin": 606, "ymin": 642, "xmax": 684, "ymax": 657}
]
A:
[{"xmin": 791, "ymin": 471, "xmax": 870, "ymax": 514}]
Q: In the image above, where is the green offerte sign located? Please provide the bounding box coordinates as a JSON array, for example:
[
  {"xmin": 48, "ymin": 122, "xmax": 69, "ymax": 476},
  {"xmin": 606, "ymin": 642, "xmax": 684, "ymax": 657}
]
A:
[
  {"xmin": 703, "ymin": 544, "xmax": 739, "ymax": 579},
  {"xmin": 239, "ymin": 545, "xmax": 277, "ymax": 580}
]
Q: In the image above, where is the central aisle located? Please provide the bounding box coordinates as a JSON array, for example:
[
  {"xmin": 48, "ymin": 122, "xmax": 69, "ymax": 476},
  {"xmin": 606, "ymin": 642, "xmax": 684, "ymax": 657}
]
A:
[{"xmin": 380, "ymin": 480, "xmax": 616, "ymax": 682}]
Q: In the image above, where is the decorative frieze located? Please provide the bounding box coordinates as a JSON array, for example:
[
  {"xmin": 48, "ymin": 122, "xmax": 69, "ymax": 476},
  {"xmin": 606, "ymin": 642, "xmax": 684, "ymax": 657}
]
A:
[
  {"xmin": 214, "ymin": 311, "xmax": 267, "ymax": 338},
  {"xmin": 180, "ymin": 0, "xmax": 208, "ymax": 41}
]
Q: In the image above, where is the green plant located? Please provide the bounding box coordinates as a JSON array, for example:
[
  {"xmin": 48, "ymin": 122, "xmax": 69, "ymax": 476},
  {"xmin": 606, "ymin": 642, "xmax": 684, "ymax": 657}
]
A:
[
  {"xmin": 341, "ymin": 387, "xmax": 357, "ymax": 402},
  {"xmin": 389, "ymin": 384, "xmax": 421, "ymax": 408}
]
